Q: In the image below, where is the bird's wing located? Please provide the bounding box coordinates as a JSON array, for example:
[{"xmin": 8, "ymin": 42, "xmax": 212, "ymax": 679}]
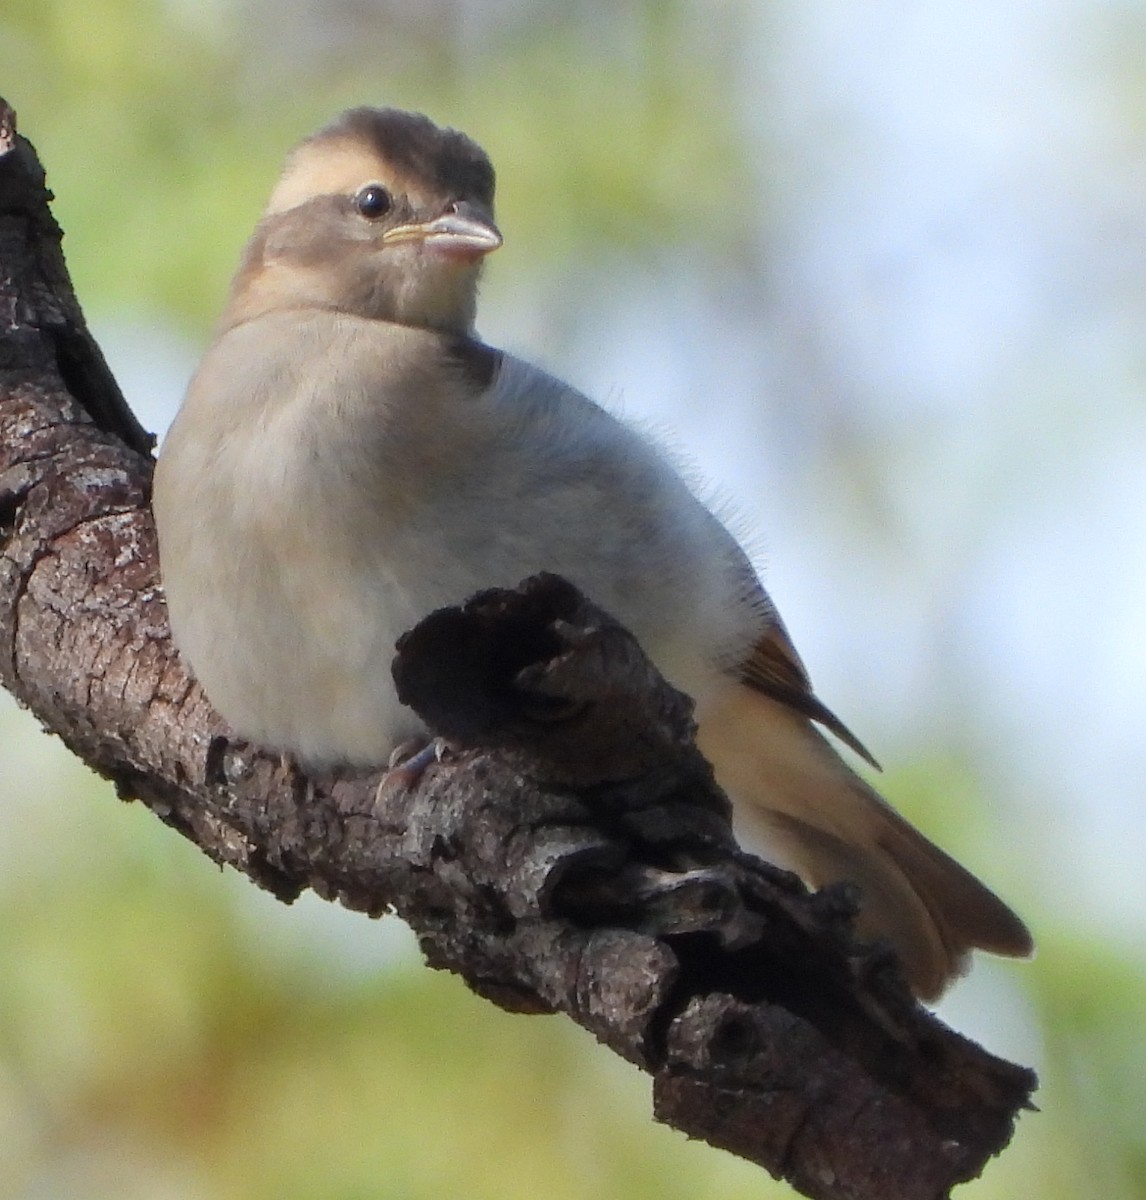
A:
[
  {"xmin": 737, "ymin": 619, "xmax": 882, "ymax": 770},
  {"xmin": 705, "ymin": 575, "xmax": 1031, "ymax": 1000}
]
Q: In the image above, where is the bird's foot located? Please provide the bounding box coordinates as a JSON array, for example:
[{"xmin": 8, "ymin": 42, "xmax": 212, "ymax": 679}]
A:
[{"xmin": 375, "ymin": 736, "xmax": 446, "ymax": 804}]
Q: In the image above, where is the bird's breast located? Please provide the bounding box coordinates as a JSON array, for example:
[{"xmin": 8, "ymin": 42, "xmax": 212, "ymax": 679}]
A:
[{"xmin": 155, "ymin": 316, "xmax": 762, "ymax": 767}]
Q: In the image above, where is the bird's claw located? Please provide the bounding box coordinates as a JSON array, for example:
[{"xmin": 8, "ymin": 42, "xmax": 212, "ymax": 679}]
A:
[{"xmin": 375, "ymin": 736, "xmax": 446, "ymax": 804}]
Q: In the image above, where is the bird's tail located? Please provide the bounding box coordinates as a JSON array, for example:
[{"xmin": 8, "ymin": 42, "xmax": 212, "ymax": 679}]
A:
[{"xmin": 697, "ymin": 686, "xmax": 1033, "ymax": 1000}]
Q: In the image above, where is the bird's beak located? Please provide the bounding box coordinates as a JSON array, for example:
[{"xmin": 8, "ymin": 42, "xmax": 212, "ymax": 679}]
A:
[{"xmin": 382, "ymin": 201, "xmax": 502, "ymax": 258}]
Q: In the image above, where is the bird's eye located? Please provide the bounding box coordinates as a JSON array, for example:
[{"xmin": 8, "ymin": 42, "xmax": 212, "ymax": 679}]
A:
[{"xmin": 355, "ymin": 185, "xmax": 392, "ymax": 219}]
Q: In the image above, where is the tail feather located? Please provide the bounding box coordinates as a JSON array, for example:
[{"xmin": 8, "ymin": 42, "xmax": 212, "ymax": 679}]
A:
[{"xmin": 697, "ymin": 685, "xmax": 1033, "ymax": 1001}]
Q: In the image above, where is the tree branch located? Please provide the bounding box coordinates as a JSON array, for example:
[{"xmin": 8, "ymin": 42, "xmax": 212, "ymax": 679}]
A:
[{"xmin": 0, "ymin": 98, "xmax": 1036, "ymax": 1200}]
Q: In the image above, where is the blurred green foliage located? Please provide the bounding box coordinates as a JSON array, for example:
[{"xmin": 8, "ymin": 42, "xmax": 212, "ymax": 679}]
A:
[
  {"xmin": 0, "ymin": 702, "xmax": 784, "ymax": 1200},
  {"xmin": 3, "ymin": 0, "xmax": 753, "ymax": 330},
  {"xmin": 0, "ymin": 1, "xmax": 1142, "ymax": 1198}
]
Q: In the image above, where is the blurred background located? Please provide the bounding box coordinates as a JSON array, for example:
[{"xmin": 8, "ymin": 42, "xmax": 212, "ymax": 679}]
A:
[{"xmin": 1, "ymin": 0, "xmax": 1143, "ymax": 1196}]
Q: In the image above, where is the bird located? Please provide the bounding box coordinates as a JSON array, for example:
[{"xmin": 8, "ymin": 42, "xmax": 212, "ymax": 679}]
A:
[{"xmin": 152, "ymin": 106, "xmax": 1033, "ymax": 1001}]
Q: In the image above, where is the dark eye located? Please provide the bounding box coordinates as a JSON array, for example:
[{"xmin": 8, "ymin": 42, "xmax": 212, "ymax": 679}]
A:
[{"xmin": 355, "ymin": 184, "xmax": 392, "ymax": 219}]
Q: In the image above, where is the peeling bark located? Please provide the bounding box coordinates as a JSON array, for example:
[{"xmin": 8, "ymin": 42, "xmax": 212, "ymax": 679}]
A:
[{"xmin": 0, "ymin": 98, "xmax": 1036, "ymax": 1200}]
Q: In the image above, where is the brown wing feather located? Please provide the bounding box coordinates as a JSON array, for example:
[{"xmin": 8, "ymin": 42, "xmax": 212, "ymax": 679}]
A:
[{"xmin": 739, "ymin": 622, "xmax": 882, "ymax": 771}]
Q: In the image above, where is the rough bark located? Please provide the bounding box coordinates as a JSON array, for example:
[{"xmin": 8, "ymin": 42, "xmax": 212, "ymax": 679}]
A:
[{"xmin": 0, "ymin": 98, "xmax": 1036, "ymax": 1200}]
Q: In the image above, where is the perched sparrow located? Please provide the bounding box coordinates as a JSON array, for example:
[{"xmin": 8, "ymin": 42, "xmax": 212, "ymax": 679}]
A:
[{"xmin": 153, "ymin": 107, "xmax": 1032, "ymax": 999}]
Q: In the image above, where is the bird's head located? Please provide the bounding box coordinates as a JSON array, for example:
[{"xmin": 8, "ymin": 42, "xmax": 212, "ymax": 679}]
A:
[{"xmin": 225, "ymin": 107, "xmax": 501, "ymax": 336}]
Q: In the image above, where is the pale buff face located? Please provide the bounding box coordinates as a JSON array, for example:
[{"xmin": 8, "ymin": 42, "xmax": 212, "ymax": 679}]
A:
[{"xmin": 266, "ymin": 136, "xmax": 454, "ymax": 220}]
